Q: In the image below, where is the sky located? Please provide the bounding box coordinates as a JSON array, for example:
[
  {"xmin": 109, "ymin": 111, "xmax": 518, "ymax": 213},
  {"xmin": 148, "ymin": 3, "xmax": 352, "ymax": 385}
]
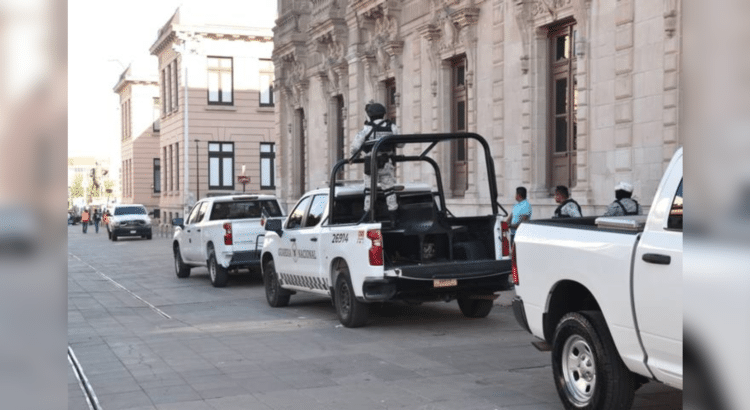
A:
[{"xmin": 68, "ymin": 0, "xmax": 277, "ymax": 168}]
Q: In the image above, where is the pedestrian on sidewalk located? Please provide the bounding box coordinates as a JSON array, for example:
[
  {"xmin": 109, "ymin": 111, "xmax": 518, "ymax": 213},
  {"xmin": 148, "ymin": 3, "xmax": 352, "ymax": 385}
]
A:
[{"xmin": 81, "ymin": 208, "xmax": 90, "ymax": 233}]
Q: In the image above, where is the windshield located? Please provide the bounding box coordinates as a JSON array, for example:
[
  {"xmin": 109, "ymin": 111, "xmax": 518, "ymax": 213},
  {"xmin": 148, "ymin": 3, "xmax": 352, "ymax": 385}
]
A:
[
  {"xmin": 209, "ymin": 200, "xmax": 283, "ymax": 221},
  {"xmin": 114, "ymin": 206, "xmax": 147, "ymax": 216}
]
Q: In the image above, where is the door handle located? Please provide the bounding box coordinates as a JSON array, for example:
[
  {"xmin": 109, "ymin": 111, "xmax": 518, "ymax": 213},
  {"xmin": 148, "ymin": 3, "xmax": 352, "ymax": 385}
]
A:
[
  {"xmin": 196, "ymin": 229, "xmax": 201, "ymax": 232},
  {"xmin": 290, "ymin": 238, "xmax": 296, "ymax": 242},
  {"xmin": 311, "ymin": 238, "xmax": 318, "ymax": 242},
  {"xmin": 642, "ymin": 253, "xmax": 671, "ymax": 265},
  {"xmin": 187, "ymin": 230, "xmax": 191, "ymax": 233}
]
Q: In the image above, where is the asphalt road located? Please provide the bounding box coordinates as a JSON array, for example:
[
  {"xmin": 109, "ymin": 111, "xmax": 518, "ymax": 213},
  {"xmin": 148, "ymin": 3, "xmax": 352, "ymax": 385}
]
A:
[{"xmin": 68, "ymin": 224, "xmax": 682, "ymax": 409}]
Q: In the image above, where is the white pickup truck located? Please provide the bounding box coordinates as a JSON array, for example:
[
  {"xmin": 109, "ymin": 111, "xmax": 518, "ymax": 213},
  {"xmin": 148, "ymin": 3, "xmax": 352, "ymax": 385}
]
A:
[
  {"xmin": 261, "ymin": 133, "xmax": 513, "ymax": 328},
  {"xmin": 512, "ymin": 148, "xmax": 682, "ymax": 409},
  {"xmin": 172, "ymin": 194, "xmax": 284, "ymax": 287}
]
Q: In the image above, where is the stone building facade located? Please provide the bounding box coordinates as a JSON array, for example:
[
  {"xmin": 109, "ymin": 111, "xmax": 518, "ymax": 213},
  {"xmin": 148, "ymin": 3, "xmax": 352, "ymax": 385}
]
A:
[
  {"xmin": 272, "ymin": 0, "xmax": 681, "ymax": 216},
  {"xmin": 149, "ymin": 5, "xmax": 277, "ymax": 222},
  {"xmin": 113, "ymin": 60, "xmax": 161, "ymax": 217}
]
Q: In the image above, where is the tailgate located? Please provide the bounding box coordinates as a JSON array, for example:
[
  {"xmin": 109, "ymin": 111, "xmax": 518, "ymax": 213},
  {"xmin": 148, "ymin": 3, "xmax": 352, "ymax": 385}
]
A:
[{"xmin": 230, "ymin": 220, "xmax": 266, "ymax": 253}]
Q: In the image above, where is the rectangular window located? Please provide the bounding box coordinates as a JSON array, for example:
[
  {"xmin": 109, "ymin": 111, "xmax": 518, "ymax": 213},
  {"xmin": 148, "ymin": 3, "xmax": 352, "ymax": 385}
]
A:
[
  {"xmin": 667, "ymin": 180, "xmax": 683, "ymax": 230},
  {"xmin": 168, "ymin": 145, "xmax": 173, "ymax": 191},
  {"xmin": 260, "ymin": 142, "xmax": 275, "ymax": 189},
  {"xmin": 165, "ymin": 66, "xmax": 171, "ymax": 114},
  {"xmin": 548, "ymin": 21, "xmax": 578, "ymax": 190},
  {"xmin": 450, "ymin": 55, "xmax": 468, "ymax": 196},
  {"xmin": 259, "ymin": 59, "xmax": 274, "ymax": 107},
  {"xmin": 153, "ymin": 158, "xmax": 161, "ymax": 193},
  {"xmin": 384, "ymin": 78, "xmax": 397, "ymax": 123},
  {"xmin": 161, "ymin": 69, "xmax": 166, "ymax": 117},
  {"xmin": 162, "ymin": 147, "xmax": 167, "ymax": 193},
  {"xmin": 172, "ymin": 61, "xmax": 179, "ymax": 111},
  {"xmin": 208, "ymin": 142, "xmax": 234, "ymax": 189},
  {"xmin": 175, "ymin": 142, "xmax": 180, "ymax": 192},
  {"xmin": 208, "ymin": 57, "xmax": 233, "ymax": 105}
]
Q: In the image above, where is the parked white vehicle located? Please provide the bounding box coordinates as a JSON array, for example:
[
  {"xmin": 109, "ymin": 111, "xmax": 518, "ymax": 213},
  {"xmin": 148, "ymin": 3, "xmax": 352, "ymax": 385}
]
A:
[
  {"xmin": 172, "ymin": 194, "xmax": 284, "ymax": 287},
  {"xmin": 512, "ymin": 148, "xmax": 683, "ymax": 409},
  {"xmin": 107, "ymin": 204, "xmax": 152, "ymax": 241},
  {"xmin": 261, "ymin": 133, "xmax": 513, "ymax": 328}
]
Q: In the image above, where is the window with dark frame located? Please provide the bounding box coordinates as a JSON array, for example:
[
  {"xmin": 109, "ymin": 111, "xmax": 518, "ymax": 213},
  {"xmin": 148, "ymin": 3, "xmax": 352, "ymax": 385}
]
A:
[
  {"xmin": 172, "ymin": 61, "xmax": 179, "ymax": 111},
  {"xmin": 548, "ymin": 20, "xmax": 578, "ymax": 190},
  {"xmin": 259, "ymin": 59, "xmax": 274, "ymax": 107},
  {"xmin": 153, "ymin": 158, "xmax": 161, "ymax": 193},
  {"xmin": 161, "ymin": 69, "xmax": 166, "ymax": 117},
  {"xmin": 260, "ymin": 142, "xmax": 275, "ymax": 189},
  {"xmin": 208, "ymin": 142, "xmax": 234, "ymax": 190},
  {"xmin": 450, "ymin": 55, "xmax": 468, "ymax": 196},
  {"xmin": 667, "ymin": 180, "xmax": 683, "ymax": 230},
  {"xmin": 207, "ymin": 57, "xmax": 233, "ymax": 105},
  {"xmin": 384, "ymin": 78, "xmax": 397, "ymax": 124},
  {"xmin": 168, "ymin": 145, "xmax": 173, "ymax": 191},
  {"xmin": 175, "ymin": 142, "xmax": 179, "ymax": 192},
  {"xmin": 165, "ymin": 65, "xmax": 171, "ymax": 114}
]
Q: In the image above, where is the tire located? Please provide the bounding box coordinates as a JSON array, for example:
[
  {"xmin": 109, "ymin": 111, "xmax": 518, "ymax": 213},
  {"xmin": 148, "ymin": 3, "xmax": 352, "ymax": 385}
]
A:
[
  {"xmin": 551, "ymin": 311, "xmax": 635, "ymax": 410},
  {"xmin": 112, "ymin": 233, "xmax": 117, "ymax": 241},
  {"xmin": 173, "ymin": 244, "xmax": 191, "ymax": 278},
  {"xmin": 334, "ymin": 268, "xmax": 369, "ymax": 328},
  {"xmin": 107, "ymin": 230, "xmax": 111, "ymax": 239},
  {"xmin": 208, "ymin": 249, "xmax": 229, "ymax": 288},
  {"xmin": 146, "ymin": 233, "xmax": 152, "ymax": 240},
  {"xmin": 457, "ymin": 298, "xmax": 494, "ymax": 318},
  {"xmin": 263, "ymin": 259, "xmax": 290, "ymax": 307}
]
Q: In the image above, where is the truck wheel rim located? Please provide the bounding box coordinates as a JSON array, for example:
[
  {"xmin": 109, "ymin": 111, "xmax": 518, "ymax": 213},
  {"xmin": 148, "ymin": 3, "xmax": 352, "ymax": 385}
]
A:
[
  {"xmin": 174, "ymin": 250, "xmax": 180, "ymax": 273},
  {"xmin": 339, "ymin": 281, "xmax": 351, "ymax": 317},
  {"xmin": 267, "ymin": 270, "xmax": 277, "ymax": 297},
  {"xmin": 209, "ymin": 258, "xmax": 216, "ymax": 282},
  {"xmin": 562, "ymin": 335, "xmax": 596, "ymax": 405}
]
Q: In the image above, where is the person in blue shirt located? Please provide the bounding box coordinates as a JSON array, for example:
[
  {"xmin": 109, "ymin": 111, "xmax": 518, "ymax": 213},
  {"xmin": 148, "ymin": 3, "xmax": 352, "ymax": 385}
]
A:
[{"xmin": 505, "ymin": 186, "xmax": 532, "ymax": 242}]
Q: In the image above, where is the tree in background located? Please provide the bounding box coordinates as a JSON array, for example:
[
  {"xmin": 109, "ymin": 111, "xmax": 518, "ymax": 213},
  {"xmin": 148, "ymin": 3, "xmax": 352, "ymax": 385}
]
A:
[{"xmin": 69, "ymin": 173, "xmax": 85, "ymax": 203}]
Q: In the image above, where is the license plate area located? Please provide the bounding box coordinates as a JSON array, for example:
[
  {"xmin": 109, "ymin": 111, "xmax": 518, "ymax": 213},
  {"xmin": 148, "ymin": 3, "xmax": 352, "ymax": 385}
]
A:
[
  {"xmin": 433, "ymin": 279, "xmax": 457, "ymax": 288},
  {"xmin": 130, "ymin": 230, "xmax": 136, "ymax": 234}
]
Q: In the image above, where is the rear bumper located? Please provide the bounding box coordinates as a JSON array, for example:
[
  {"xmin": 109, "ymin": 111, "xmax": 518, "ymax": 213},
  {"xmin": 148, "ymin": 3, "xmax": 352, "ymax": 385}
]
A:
[
  {"xmin": 394, "ymin": 259, "xmax": 512, "ymax": 281},
  {"xmin": 227, "ymin": 250, "xmax": 261, "ymax": 267},
  {"xmin": 361, "ymin": 270, "xmax": 512, "ymax": 302}
]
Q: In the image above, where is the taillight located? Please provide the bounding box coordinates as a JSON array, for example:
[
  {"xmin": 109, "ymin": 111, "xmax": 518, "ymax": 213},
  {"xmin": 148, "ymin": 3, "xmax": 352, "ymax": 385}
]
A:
[
  {"xmin": 511, "ymin": 245, "xmax": 519, "ymax": 285},
  {"xmin": 367, "ymin": 229, "xmax": 383, "ymax": 266},
  {"xmin": 501, "ymin": 221, "xmax": 510, "ymax": 257},
  {"xmin": 223, "ymin": 222, "xmax": 233, "ymax": 245}
]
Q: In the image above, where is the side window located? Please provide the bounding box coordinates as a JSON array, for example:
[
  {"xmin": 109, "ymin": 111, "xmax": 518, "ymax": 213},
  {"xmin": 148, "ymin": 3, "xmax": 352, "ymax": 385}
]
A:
[
  {"xmin": 667, "ymin": 179, "xmax": 683, "ymax": 231},
  {"xmin": 186, "ymin": 203, "xmax": 202, "ymax": 225},
  {"xmin": 196, "ymin": 202, "xmax": 210, "ymax": 223},
  {"xmin": 304, "ymin": 195, "xmax": 328, "ymax": 227},
  {"xmin": 286, "ymin": 196, "xmax": 312, "ymax": 230}
]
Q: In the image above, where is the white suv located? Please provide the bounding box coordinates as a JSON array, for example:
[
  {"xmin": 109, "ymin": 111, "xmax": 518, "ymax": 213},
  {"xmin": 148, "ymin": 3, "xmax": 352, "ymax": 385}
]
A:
[{"xmin": 108, "ymin": 204, "xmax": 152, "ymax": 241}]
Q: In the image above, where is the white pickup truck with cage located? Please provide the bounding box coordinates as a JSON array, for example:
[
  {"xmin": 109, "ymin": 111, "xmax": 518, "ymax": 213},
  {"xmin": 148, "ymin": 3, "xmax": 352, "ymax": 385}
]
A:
[{"xmin": 261, "ymin": 132, "xmax": 513, "ymax": 327}]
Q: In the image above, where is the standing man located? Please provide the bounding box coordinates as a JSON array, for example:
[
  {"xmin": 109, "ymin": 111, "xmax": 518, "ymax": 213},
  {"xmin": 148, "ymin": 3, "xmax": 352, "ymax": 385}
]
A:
[
  {"xmin": 92, "ymin": 208, "xmax": 101, "ymax": 233},
  {"xmin": 603, "ymin": 181, "xmax": 642, "ymax": 216},
  {"xmin": 350, "ymin": 102, "xmax": 402, "ymax": 224},
  {"xmin": 505, "ymin": 186, "xmax": 532, "ymax": 241},
  {"xmin": 553, "ymin": 185, "xmax": 582, "ymax": 218},
  {"xmin": 81, "ymin": 208, "xmax": 90, "ymax": 233}
]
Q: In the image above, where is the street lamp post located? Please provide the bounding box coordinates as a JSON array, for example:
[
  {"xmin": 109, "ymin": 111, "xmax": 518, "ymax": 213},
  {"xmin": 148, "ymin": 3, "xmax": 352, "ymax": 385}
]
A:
[{"xmin": 195, "ymin": 139, "xmax": 200, "ymax": 200}]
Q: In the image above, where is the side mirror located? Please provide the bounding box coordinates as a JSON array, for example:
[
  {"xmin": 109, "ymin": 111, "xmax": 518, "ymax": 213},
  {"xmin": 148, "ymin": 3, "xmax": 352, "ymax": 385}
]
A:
[
  {"xmin": 265, "ymin": 218, "xmax": 283, "ymax": 236},
  {"xmin": 148, "ymin": 211, "xmax": 154, "ymax": 216},
  {"xmin": 172, "ymin": 218, "xmax": 184, "ymax": 229}
]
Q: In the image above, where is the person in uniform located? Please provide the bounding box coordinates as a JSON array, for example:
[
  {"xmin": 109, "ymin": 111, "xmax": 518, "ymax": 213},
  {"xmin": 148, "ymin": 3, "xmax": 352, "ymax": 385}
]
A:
[
  {"xmin": 603, "ymin": 181, "xmax": 642, "ymax": 216},
  {"xmin": 349, "ymin": 102, "xmax": 402, "ymax": 223},
  {"xmin": 553, "ymin": 185, "xmax": 582, "ymax": 218}
]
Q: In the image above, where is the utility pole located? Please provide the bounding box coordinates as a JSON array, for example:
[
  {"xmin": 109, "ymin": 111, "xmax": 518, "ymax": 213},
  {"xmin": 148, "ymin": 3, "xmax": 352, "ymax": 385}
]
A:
[{"xmin": 195, "ymin": 139, "xmax": 200, "ymax": 200}]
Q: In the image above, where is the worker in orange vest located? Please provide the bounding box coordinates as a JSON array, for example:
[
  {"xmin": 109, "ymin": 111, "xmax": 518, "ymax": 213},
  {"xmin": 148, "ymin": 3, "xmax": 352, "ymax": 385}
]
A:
[{"xmin": 81, "ymin": 208, "xmax": 90, "ymax": 234}]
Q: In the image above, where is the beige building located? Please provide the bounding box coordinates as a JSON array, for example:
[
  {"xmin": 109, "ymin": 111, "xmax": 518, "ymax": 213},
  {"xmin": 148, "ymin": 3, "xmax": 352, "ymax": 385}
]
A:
[
  {"xmin": 149, "ymin": 5, "xmax": 277, "ymax": 222},
  {"xmin": 273, "ymin": 0, "xmax": 681, "ymax": 216},
  {"xmin": 113, "ymin": 59, "xmax": 162, "ymax": 218}
]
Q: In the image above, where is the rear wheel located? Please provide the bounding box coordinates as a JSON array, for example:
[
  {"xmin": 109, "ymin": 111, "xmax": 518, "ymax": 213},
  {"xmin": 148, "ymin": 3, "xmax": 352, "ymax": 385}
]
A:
[
  {"xmin": 173, "ymin": 244, "xmax": 191, "ymax": 278},
  {"xmin": 263, "ymin": 259, "xmax": 290, "ymax": 307},
  {"xmin": 551, "ymin": 311, "xmax": 635, "ymax": 409},
  {"xmin": 457, "ymin": 297, "xmax": 494, "ymax": 318},
  {"xmin": 208, "ymin": 249, "xmax": 229, "ymax": 287},
  {"xmin": 111, "ymin": 233, "xmax": 117, "ymax": 241},
  {"xmin": 335, "ymin": 268, "xmax": 369, "ymax": 328}
]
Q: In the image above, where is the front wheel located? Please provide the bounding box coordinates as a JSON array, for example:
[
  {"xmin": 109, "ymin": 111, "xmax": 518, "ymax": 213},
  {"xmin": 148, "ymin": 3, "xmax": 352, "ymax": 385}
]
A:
[
  {"xmin": 551, "ymin": 311, "xmax": 635, "ymax": 410},
  {"xmin": 457, "ymin": 298, "xmax": 494, "ymax": 318},
  {"xmin": 263, "ymin": 259, "xmax": 290, "ymax": 307},
  {"xmin": 334, "ymin": 269, "xmax": 369, "ymax": 328},
  {"xmin": 208, "ymin": 250, "xmax": 229, "ymax": 287}
]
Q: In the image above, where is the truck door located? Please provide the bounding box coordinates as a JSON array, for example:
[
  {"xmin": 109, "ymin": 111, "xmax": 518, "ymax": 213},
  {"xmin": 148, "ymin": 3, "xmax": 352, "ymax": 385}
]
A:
[
  {"xmin": 633, "ymin": 173, "xmax": 683, "ymax": 388},
  {"xmin": 274, "ymin": 195, "xmax": 312, "ymax": 284},
  {"xmin": 184, "ymin": 202, "xmax": 209, "ymax": 262},
  {"xmin": 288, "ymin": 194, "xmax": 328, "ymax": 294}
]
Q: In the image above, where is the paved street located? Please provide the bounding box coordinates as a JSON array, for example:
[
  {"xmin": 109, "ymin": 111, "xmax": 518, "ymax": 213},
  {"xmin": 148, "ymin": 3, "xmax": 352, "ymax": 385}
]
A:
[{"xmin": 68, "ymin": 224, "xmax": 682, "ymax": 409}]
